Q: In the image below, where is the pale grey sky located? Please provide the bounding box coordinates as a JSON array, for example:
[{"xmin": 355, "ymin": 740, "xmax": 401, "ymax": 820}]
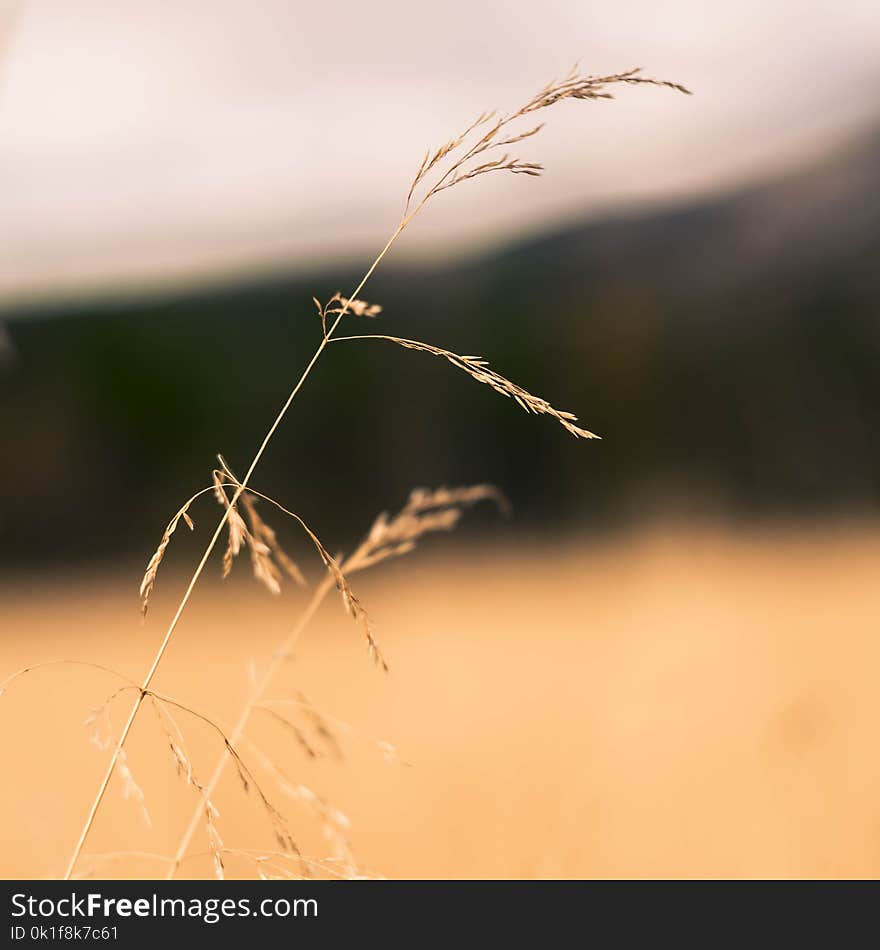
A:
[{"xmin": 0, "ymin": 0, "xmax": 878, "ymax": 303}]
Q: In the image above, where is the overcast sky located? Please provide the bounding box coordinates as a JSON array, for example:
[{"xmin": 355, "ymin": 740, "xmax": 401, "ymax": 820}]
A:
[{"xmin": 0, "ymin": 0, "xmax": 878, "ymax": 304}]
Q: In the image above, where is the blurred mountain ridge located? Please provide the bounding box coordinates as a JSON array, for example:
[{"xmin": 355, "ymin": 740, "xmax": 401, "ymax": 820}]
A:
[{"xmin": 2, "ymin": 121, "xmax": 879, "ymax": 564}]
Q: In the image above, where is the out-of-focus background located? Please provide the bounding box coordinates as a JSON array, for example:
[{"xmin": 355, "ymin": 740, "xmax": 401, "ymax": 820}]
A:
[{"xmin": 2, "ymin": 0, "xmax": 880, "ymax": 879}]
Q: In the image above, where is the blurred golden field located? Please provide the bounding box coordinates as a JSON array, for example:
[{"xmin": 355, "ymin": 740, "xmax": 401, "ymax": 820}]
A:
[{"xmin": 3, "ymin": 522, "xmax": 880, "ymax": 880}]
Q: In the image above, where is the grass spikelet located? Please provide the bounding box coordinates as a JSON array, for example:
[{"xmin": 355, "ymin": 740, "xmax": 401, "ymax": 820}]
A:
[
  {"xmin": 215, "ymin": 459, "xmax": 305, "ymax": 591},
  {"xmin": 324, "ymin": 548, "xmax": 388, "ymax": 671},
  {"xmin": 213, "ymin": 470, "xmax": 251, "ymax": 579},
  {"xmin": 333, "ymin": 335, "xmax": 600, "ymax": 439},
  {"xmin": 404, "ymin": 66, "xmax": 690, "ymax": 213},
  {"xmin": 256, "ymin": 692, "xmax": 343, "ymax": 761},
  {"xmin": 349, "ymin": 484, "xmax": 510, "ymax": 572},
  {"xmin": 148, "ymin": 694, "xmax": 230, "ymax": 881},
  {"xmin": 256, "ymin": 705, "xmax": 321, "ymax": 759},
  {"xmin": 241, "ymin": 739, "xmax": 357, "ymax": 876},
  {"xmin": 329, "ymin": 296, "xmax": 382, "ymax": 319},
  {"xmin": 241, "ymin": 494, "xmax": 306, "ymax": 588},
  {"xmin": 149, "ymin": 689, "xmax": 304, "ymax": 866},
  {"xmin": 139, "ymin": 501, "xmax": 196, "ymax": 617},
  {"xmin": 216, "ymin": 466, "xmax": 388, "ymax": 670},
  {"xmin": 315, "ymin": 293, "xmax": 382, "ymax": 337}
]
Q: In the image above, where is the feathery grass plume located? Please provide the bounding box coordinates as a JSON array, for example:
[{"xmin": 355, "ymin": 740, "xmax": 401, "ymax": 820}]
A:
[
  {"xmin": 148, "ymin": 688, "xmax": 305, "ymax": 868},
  {"xmin": 139, "ymin": 469, "xmax": 305, "ymax": 616},
  {"xmin": 216, "ymin": 456, "xmax": 305, "ymax": 589},
  {"xmin": 212, "ymin": 469, "xmax": 253, "ymax": 579},
  {"xmin": 241, "ymin": 494, "xmax": 306, "ymax": 588},
  {"xmin": 139, "ymin": 501, "xmax": 195, "ymax": 617},
  {"xmin": 212, "ymin": 470, "xmax": 292, "ymax": 595},
  {"xmin": 346, "ymin": 483, "xmax": 510, "ymax": 572},
  {"xmin": 214, "ymin": 463, "xmax": 388, "ymax": 670},
  {"xmin": 323, "ymin": 552, "xmax": 387, "ymax": 671},
  {"xmin": 147, "ymin": 696, "xmax": 229, "ymax": 880},
  {"xmin": 333, "ymin": 335, "xmax": 599, "ymax": 439},
  {"xmin": 240, "ymin": 738, "xmax": 358, "ymax": 877},
  {"xmin": 165, "ymin": 484, "xmax": 505, "ymax": 877},
  {"xmin": 405, "ymin": 66, "xmax": 690, "ymax": 215},
  {"xmin": 258, "ymin": 696, "xmax": 404, "ymax": 765},
  {"xmin": 40, "ymin": 63, "xmax": 688, "ymax": 881}
]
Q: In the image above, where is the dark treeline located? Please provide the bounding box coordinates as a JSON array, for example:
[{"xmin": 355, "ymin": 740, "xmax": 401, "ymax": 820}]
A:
[{"xmin": 2, "ymin": 125, "xmax": 879, "ymax": 566}]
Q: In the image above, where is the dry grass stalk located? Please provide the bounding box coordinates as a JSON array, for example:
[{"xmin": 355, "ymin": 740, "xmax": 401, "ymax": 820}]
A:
[
  {"xmin": 137, "ymin": 475, "xmax": 302, "ymax": 618},
  {"xmin": 139, "ymin": 465, "xmax": 386, "ymax": 666},
  {"xmin": 0, "ymin": 660, "xmax": 133, "ymax": 701},
  {"xmin": 79, "ymin": 680, "xmax": 303, "ymax": 879},
  {"xmin": 41, "ymin": 63, "xmax": 687, "ymax": 880},
  {"xmin": 239, "ymin": 737, "xmax": 358, "ymax": 876},
  {"xmin": 165, "ymin": 484, "xmax": 503, "ymax": 878},
  {"xmin": 81, "ymin": 686, "xmax": 151, "ymax": 829},
  {"xmin": 214, "ymin": 463, "xmax": 388, "ymax": 669},
  {"xmin": 147, "ymin": 695, "xmax": 229, "ymax": 879},
  {"xmin": 149, "ymin": 689, "xmax": 303, "ymax": 864}
]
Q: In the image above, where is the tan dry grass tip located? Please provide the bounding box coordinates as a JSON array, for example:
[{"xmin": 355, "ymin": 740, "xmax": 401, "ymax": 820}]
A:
[
  {"xmin": 147, "ymin": 688, "xmax": 304, "ymax": 871},
  {"xmin": 347, "ymin": 483, "xmax": 510, "ymax": 573},
  {"xmin": 213, "ymin": 460, "xmax": 306, "ymax": 594},
  {"xmin": 405, "ymin": 66, "xmax": 691, "ymax": 214},
  {"xmin": 314, "ymin": 293, "xmax": 381, "ymax": 338},
  {"xmin": 333, "ymin": 335, "xmax": 599, "ymax": 439},
  {"xmin": 139, "ymin": 503, "xmax": 195, "ymax": 617},
  {"xmin": 240, "ymin": 739, "xmax": 359, "ymax": 877},
  {"xmin": 214, "ymin": 463, "xmax": 388, "ymax": 671},
  {"xmin": 147, "ymin": 695, "xmax": 230, "ymax": 879}
]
